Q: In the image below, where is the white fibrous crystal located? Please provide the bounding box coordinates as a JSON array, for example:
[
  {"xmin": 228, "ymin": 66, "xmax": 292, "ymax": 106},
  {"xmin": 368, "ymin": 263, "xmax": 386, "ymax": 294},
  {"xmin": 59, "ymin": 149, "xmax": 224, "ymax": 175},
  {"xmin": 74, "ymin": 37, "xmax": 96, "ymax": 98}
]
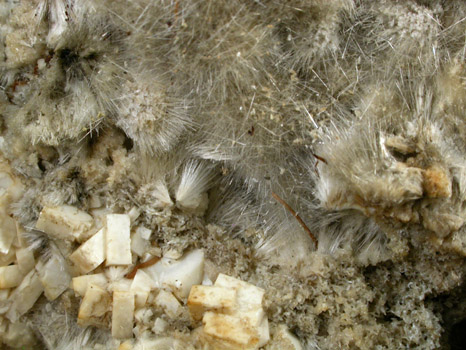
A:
[{"xmin": 175, "ymin": 162, "xmax": 212, "ymax": 214}]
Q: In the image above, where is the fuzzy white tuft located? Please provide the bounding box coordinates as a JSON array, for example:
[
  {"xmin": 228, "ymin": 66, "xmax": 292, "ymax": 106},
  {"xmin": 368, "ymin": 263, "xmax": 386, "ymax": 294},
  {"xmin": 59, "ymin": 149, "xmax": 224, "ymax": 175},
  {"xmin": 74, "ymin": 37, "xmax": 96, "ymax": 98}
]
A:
[{"xmin": 175, "ymin": 160, "xmax": 215, "ymax": 212}]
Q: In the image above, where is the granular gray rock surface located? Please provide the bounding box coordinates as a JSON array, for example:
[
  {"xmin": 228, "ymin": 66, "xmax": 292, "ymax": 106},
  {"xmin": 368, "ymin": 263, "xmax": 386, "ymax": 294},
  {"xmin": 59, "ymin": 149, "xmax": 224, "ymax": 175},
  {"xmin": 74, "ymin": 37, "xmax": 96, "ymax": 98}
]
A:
[{"xmin": 0, "ymin": 0, "xmax": 465, "ymax": 349}]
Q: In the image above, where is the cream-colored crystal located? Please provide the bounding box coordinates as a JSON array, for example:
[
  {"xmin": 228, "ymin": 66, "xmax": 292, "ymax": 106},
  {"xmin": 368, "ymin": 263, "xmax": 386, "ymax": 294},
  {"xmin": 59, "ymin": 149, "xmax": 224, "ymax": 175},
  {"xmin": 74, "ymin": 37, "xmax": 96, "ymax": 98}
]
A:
[
  {"xmin": 37, "ymin": 254, "xmax": 71, "ymax": 301},
  {"xmin": 202, "ymin": 312, "xmax": 260, "ymax": 350},
  {"xmin": 0, "ymin": 289, "xmax": 10, "ymax": 314},
  {"xmin": 0, "ymin": 250, "xmax": 16, "ymax": 267},
  {"xmin": 72, "ymin": 273, "xmax": 107, "ymax": 297},
  {"xmin": 155, "ymin": 290, "xmax": 181, "ymax": 319},
  {"xmin": 15, "ymin": 247, "xmax": 35, "ymax": 274},
  {"xmin": 187, "ymin": 285, "xmax": 236, "ymax": 321},
  {"xmin": 189, "ymin": 274, "xmax": 269, "ymax": 349},
  {"xmin": 152, "ymin": 317, "xmax": 168, "ymax": 334},
  {"xmin": 131, "ymin": 226, "xmax": 150, "ymax": 257},
  {"xmin": 0, "ymin": 214, "xmax": 17, "ymax": 255},
  {"xmin": 78, "ymin": 283, "xmax": 111, "ymax": 327},
  {"xmin": 6, "ymin": 270, "xmax": 43, "ymax": 322},
  {"xmin": 130, "ymin": 269, "xmax": 155, "ymax": 309},
  {"xmin": 105, "ymin": 214, "xmax": 132, "ymax": 266},
  {"xmin": 0, "ymin": 265, "xmax": 23, "ymax": 289},
  {"xmin": 35, "ymin": 205, "xmax": 94, "ymax": 242},
  {"xmin": 69, "ymin": 228, "xmax": 105, "ymax": 274},
  {"xmin": 112, "ymin": 291, "xmax": 135, "ymax": 339}
]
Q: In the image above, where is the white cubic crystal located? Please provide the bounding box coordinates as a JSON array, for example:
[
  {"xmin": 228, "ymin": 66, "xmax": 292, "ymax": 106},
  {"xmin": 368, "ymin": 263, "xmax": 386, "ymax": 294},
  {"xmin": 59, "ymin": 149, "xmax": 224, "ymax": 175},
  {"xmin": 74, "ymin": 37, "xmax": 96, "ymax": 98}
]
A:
[
  {"xmin": 132, "ymin": 337, "xmax": 186, "ymax": 350},
  {"xmin": 88, "ymin": 194, "xmax": 102, "ymax": 209},
  {"xmin": 112, "ymin": 291, "xmax": 135, "ymax": 339},
  {"xmin": 105, "ymin": 214, "xmax": 132, "ymax": 266},
  {"xmin": 215, "ymin": 274, "xmax": 265, "ymax": 326},
  {"xmin": 134, "ymin": 307, "xmax": 153, "ymax": 324},
  {"xmin": 69, "ymin": 228, "xmax": 105, "ymax": 274},
  {"xmin": 215, "ymin": 273, "xmax": 264, "ymax": 309},
  {"xmin": 35, "ymin": 205, "xmax": 94, "ymax": 241},
  {"xmin": 155, "ymin": 290, "xmax": 181, "ymax": 319},
  {"xmin": 136, "ymin": 226, "xmax": 152, "ymax": 240},
  {"xmin": 202, "ymin": 312, "xmax": 259, "ymax": 350},
  {"xmin": 110, "ymin": 277, "xmax": 132, "ymax": 294},
  {"xmin": 189, "ymin": 274, "xmax": 270, "ymax": 350},
  {"xmin": 152, "ymin": 317, "xmax": 168, "ymax": 334},
  {"xmin": 187, "ymin": 285, "xmax": 236, "ymax": 321},
  {"xmin": 128, "ymin": 207, "xmax": 141, "ymax": 222},
  {"xmin": 257, "ymin": 317, "xmax": 270, "ymax": 347}
]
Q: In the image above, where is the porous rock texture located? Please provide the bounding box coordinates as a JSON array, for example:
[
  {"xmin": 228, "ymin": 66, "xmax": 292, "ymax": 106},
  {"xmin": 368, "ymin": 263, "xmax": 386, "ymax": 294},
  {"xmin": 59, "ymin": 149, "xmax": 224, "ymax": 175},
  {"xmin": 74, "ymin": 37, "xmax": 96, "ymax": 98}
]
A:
[{"xmin": 0, "ymin": 0, "xmax": 465, "ymax": 349}]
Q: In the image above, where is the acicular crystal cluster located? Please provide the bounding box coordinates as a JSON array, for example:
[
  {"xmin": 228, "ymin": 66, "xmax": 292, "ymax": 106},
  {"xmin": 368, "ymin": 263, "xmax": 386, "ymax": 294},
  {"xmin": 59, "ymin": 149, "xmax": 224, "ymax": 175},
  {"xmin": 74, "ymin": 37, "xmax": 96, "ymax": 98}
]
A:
[{"xmin": 0, "ymin": 0, "xmax": 465, "ymax": 349}]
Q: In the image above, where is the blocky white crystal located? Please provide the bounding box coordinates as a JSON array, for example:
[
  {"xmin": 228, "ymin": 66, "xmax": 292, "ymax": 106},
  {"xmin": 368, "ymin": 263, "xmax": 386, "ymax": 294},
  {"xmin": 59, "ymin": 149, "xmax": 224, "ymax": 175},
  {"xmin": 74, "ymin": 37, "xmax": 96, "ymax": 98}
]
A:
[
  {"xmin": 105, "ymin": 214, "xmax": 132, "ymax": 266},
  {"xmin": 112, "ymin": 290, "xmax": 135, "ymax": 339},
  {"xmin": 72, "ymin": 273, "xmax": 107, "ymax": 297},
  {"xmin": 35, "ymin": 205, "xmax": 93, "ymax": 242},
  {"xmin": 69, "ymin": 228, "xmax": 105, "ymax": 274}
]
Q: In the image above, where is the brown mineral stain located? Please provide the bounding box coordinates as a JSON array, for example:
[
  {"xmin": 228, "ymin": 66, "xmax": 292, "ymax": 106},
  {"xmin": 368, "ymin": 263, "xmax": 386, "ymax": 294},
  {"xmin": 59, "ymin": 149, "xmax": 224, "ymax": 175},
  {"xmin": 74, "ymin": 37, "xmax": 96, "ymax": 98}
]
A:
[{"xmin": 423, "ymin": 166, "xmax": 451, "ymax": 198}]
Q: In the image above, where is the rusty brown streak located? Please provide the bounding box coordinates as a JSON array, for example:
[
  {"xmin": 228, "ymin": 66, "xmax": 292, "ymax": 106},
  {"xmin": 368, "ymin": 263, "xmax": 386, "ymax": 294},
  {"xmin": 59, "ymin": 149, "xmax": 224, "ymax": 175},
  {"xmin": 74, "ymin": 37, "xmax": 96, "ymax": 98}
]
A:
[
  {"xmin": 125, "ymin": 256, "xmax": 161, "ymax": 279},
  {"xmin": 271, "ymin": 192, "xmax": 318, "ymax": 248},
  {"xmin": 312, "ymin": 153, "xmax": 328, "ymax": 164}
]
